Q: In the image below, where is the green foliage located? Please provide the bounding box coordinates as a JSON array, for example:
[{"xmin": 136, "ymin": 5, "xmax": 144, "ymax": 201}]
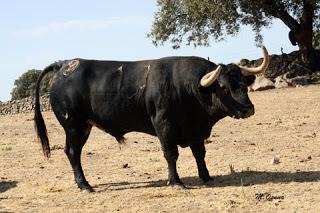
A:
[
  {"xmin": 11, "ymin": 69, "xmax": 53, "ymax": 100},
  {"xmin": 149, "ymin": 0, "xmax": 320, "ymax": 48}
]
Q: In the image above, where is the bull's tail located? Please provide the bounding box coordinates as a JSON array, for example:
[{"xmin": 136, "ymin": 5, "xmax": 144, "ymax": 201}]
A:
[{"xmin": 34, "ymin": 62, "xmax": 62, "ymax": 158}]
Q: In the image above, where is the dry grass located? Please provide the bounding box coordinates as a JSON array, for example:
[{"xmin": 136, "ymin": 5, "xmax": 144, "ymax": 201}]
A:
[{"xmin": 1, "ymin": 85, "xmax": 320, "ymax": 212}]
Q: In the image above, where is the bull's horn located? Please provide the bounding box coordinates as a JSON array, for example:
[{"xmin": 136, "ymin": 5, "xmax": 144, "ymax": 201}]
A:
[
  {"xmin": 239, "ymin": 46, "xmax": 270, "ymax": 76},
  {"xmin": 200, "ymin": 65, "xmax": 222, "ymax": 87}
]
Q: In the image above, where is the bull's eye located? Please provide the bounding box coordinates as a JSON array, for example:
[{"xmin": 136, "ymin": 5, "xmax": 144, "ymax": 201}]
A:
[{"xmin": 219, "ymin": 84, "xmax": 229, "ymax": 93}]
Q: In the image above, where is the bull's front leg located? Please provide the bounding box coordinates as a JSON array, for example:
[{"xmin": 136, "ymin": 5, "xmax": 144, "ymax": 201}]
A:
[
  {"xmin": 152, "ymin": 114, "xmax": 184, "ymax": 188},
  {"xmin": 190, "ymin": 142, "xmax": 212, "ymax": 183},
  {"xmin": 161, "ymin": 143, "xmax": 184, "ymax": 187}
]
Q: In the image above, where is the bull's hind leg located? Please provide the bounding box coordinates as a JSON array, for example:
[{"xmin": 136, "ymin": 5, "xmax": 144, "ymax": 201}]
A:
[{"xmin": 64, "ymin": 122, "xmax": 93, "ymax": 192}]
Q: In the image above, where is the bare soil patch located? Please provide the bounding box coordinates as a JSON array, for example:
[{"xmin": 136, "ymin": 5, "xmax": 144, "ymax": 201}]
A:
[{"xmin": 1, "ymin": 85, "xmax": 320, "ymax": 212}]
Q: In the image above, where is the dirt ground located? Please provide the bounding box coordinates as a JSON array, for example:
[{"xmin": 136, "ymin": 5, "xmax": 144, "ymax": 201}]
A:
[{"xmin": 1, "ymin": 85, "xmax": 320, "ymax": 213}]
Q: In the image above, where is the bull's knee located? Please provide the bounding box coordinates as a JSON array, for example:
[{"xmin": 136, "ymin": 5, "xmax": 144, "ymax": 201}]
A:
[{"xmin": 163, "ymin": 150, "xmax": 178, "ymax": 162}]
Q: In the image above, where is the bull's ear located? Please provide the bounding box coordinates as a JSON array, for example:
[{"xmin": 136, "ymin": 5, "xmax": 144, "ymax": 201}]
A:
[{"xmin": 245, "ymin": 75, "xmax": 256, "ymax": 86}]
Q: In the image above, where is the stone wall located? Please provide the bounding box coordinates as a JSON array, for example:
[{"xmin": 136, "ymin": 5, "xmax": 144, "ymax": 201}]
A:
[
  {"xmin": 240, "ymin": 50, "xmax": 320, "ymax": 91},
  {"xmin": 0, "ymin": 95, "xmax": 51, "ymax": 115},
  {"xmin": 239, "ymin": 50, "xmax": 320, "ymax": 80}
]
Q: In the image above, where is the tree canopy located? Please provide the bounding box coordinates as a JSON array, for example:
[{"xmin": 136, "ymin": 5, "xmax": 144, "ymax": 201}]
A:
[
  {"xmin": 11, "ymin": 69, "xmax": 52, "ymax": 100},
  {"xmin": 149, "ymin": 0, "xmax": 320, "ymax": 69},
  {"xmin": 150, "ymin": 0, "xmax": 319, "ymax": 47}
]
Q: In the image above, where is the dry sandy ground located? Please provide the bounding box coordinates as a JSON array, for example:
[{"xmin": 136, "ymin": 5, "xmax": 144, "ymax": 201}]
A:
[{"xmin": 1, "ymin": 85, "xmax": 320, "ymax": 213}]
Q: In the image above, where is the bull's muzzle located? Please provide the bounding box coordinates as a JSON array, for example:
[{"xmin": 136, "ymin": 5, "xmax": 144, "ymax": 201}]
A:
[
  {"xmin": 232, "ymin": 105, "xmax": 255, "ymax": 119},
  {"xmin": 242, "ymin": 106, "xmax": 255, "ymax": 118}
]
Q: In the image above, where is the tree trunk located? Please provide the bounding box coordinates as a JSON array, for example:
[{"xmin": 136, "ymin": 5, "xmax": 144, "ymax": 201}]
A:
[
  {"xmin": 292, "ymin": 26, "xmax": 319, "ymax": 71},
  {"xmin": 275, "ymin": 0, "xmax": 319, "ymax": 71}
]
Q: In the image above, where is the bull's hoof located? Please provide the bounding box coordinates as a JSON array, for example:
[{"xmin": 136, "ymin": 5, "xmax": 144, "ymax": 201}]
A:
[
  {"xmin": 201, "ymin": 176, "xmax": 214, "ymax": 183},
  {"xmin": 79, "ymin": 185, "xmax": 94, "ymax": 193},
  {"xmin": 171, "ymin": 184, "xmax": 186, "ymax": 189},
  {"xmin": 82, "ymin": 187, "xmax": 95, "ymax": 193},
  {"xmin": 167, "ymin": 180, "xmax": 186, "ymax": 189}
]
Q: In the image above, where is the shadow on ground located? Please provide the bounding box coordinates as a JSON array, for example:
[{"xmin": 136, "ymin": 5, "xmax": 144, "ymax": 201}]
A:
[
  {"xmin": 0, "ymin": 180, "xmax": 18, "ymax": 193},
  {"xmin": 95, "ymin": 170, "xmax": 320, "ymax": 192}
]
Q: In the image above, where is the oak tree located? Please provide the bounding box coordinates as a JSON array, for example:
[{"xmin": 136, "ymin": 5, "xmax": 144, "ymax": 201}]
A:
[
  {"xmin": 11, "ymin": 69, "xmax": 52, "ymax": 100},
  {"xmin": 149, "ymin": 0, "xmax": 320, "ymax": 70}
]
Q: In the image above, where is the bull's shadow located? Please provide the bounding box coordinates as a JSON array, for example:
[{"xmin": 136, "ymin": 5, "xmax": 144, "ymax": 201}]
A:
[
  {"xmin": 0, "ymin": 180, "xmax": 18, "ymax": 193},
  {"xmin": 95, "ymin": 170, "xmax": 320, "ymax": 192}
]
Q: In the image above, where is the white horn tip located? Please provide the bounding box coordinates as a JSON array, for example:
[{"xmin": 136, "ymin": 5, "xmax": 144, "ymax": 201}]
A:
[{"xmin": 262, "ymin": 46, "xmax": 269, "ymax": 58}]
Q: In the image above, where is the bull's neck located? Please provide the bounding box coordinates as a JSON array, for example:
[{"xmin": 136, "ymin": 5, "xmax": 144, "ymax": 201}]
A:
[{"xmin": 210, "ymin": 108, "xmax": 228, "ymax": 125}]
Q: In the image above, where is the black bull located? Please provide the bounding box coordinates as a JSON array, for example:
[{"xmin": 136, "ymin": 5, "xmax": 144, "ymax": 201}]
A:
[{"xmin": 34, "ymin": 47, "xmax": 269, "ymax": 191}]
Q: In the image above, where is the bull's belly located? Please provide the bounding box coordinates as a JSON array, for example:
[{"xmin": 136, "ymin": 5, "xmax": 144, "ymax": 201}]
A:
[{"xmin": 88, "ymin": 115, "xmax": 157, "ymax": 137}]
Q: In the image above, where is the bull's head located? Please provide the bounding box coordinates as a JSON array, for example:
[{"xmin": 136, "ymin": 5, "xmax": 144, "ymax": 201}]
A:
[{"xmin": 199, "ymin": 47, "xmax": 269, "ymax": 119}]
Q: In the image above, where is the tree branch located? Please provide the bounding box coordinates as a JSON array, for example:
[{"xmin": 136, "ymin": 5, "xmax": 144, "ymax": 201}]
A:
[{"xmin": 272, "ymin": 1, "xmax": 300, "ymax": 30}]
